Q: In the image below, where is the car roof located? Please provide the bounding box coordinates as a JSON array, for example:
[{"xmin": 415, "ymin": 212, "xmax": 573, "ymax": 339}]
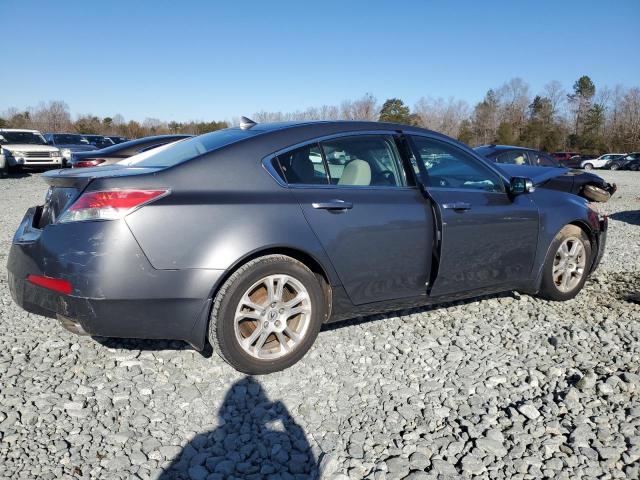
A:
[
  {"xmin": 474, "ymin": 144, "xmax": 536, "ymax": 153},
  {"xmin": 0, "ymin": 128, "xmax": 41, "ymax": 133}
]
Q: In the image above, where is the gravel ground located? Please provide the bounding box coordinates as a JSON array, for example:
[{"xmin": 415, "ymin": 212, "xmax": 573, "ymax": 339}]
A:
[{"xmin": 0, "ymin": 170, "xmax": 639, "ymax": 480}]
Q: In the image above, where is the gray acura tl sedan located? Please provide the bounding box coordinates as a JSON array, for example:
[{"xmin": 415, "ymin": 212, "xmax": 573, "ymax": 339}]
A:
[{"xmin": 8, "ymin": 120, "xmax": 607, "ymax": 373}]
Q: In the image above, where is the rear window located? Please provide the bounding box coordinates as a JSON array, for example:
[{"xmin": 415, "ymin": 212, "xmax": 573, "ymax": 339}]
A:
[
  {"xmin": 134, "ymin": 129, "xmax": 258, "ymax": 167},
  {"xmin": 473, "ymin": 146, "xmax": 494, "ymax": 157}
]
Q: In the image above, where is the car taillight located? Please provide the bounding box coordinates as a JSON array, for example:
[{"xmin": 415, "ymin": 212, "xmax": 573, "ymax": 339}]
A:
[
  {"xmin": 27, "ymin": 275, "xmax": 73, "ymax": 295},
  {"xmin": 58, "ymin": 189, "xmax": 169, "ymax": 223},
  {"xmin": 74, "ymin": 159, "xmax": 106, "ymax": 168}
]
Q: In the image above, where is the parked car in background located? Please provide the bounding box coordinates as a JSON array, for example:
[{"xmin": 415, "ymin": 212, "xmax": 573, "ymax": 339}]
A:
[
  {"xmin": 0, "ymin": 129, "xmax": 63, "ymax": 172},
  {"xmin": 8, "ymin": 120, "xmax": 608, "ymax": 373},
  {"xmin": 475, "ymin": 145, "xmax": 561, "ymax": 167},
  {"xmin": 106, "ymin": 136, "xmax": 129, "ymax": 144},
  {"xmin": 580, "ymin": 154, "xmax": 626, "ymax": 170},
  {"xmin": 70, "ymin": 134, "xmax": 193, "ymax": 167},
  {"xmin": 44, "ymin": 133, "xmax": 98, "ymax": 165},
  {"xmin": 607, "ymin": 152, "xmax": 640, "ymax": 170},
  {"xmin": 0, "ymin": 147, "xmax": 6, "ymax": 177},
  {"xmin": 475, "ymin": 145, "xmax": 616, "ymax": 202},
  {"xmin": 82, "ymin": 134, "xmax": 115, "ymax": 149}
]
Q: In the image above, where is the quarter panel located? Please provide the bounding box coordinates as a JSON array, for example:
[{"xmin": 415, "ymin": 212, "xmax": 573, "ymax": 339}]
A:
[{"xmin": 125, "ymin": 188, "xmax": 340, "ymax": 283}]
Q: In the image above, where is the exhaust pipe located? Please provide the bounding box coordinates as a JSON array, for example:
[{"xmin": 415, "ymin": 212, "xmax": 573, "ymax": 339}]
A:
[{"xmin": 58, "ymin": 316, "xmax": 89, "ymax": 336}]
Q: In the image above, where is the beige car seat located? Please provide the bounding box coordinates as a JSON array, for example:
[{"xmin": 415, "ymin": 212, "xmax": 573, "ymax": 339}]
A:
[{"xmin": 338, "ymin": 159, "xmax": 371, "ymax": 186}]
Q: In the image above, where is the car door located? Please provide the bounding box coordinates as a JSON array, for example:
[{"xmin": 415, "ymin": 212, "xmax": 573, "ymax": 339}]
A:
[
  {"xmin": 408, "ymin": 135, "xmax": 539, "ymax": 297},
  {"xmin": 275, "ymin": 133, "xmax": 435, "ymax": 305}
]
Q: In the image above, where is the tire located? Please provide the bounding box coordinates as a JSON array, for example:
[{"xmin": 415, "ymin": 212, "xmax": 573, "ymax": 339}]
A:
[
  {"xmin": 0, "ymin": 157, "xmax": 7, "ymax": 178},
  {"xmin": 582, "ymin": 184, "xmax": 611, "ymax": 203},
  {"xmin": 609, "ymin": 163, "xmax": 620, "ymax": 171},
  {"xmin": 7, "ymin": 164, "xmax": 22, "ymax": 174},
  {"xmin": 538, "ymin": 225, "xmax": 592, "ymax": 301},
  {"xmin": 209, "ymin": 255, "xmax": 327, "ymax": 374},
  {"xmin": 582, "ymin": 163, "xmax": 593, "ymax": 170}
]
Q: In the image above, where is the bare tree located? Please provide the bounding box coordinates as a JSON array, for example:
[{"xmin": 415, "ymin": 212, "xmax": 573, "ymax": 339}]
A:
[
  {"xmin": 30, "ymin": 100, "xmax": 72, "ymax": 132},
  {"xmin": 414, "ymin": 97, "xmax": 470, "ymax": 137},
  {"xmin": 543, "ymin": 80, "xmax": 566, "ymax": 119}
]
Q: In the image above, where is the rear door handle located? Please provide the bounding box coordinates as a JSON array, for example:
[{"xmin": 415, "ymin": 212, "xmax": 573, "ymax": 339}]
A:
[
  {"xmin": 442, "ymin": 201, "xmax": 471, "ymax": 211},
  {"xmin": 312, "ymin": 200, "xmax": 353, "ymax": 210}
]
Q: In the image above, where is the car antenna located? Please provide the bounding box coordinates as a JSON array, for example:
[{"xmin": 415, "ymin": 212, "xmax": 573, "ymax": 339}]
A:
[{"xmin": 239, "ymin": 116, "xmax": 257, "ymax": 130}]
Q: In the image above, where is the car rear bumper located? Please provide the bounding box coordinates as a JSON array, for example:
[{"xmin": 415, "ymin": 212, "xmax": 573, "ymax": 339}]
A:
[{"xmin": 7, "ymin": 207, "xmax": 224, "ymax": 349}]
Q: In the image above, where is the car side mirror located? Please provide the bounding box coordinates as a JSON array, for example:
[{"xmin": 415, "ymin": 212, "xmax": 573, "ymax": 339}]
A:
[{"xmin": 510, "ymin": 177, "xmax": 535, "ymax": 194}]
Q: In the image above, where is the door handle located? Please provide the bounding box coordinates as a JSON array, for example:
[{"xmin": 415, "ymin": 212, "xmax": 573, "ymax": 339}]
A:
[
  {"xmin": 312, "ymin": 200, "xmax": 353, "ymax": 210},
  {"xmin": 442, "ymin": 201, "xmax": 471, "ymax": 211}
]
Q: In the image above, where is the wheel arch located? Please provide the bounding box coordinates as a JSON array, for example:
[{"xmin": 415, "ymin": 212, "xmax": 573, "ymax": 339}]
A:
[{"xmin": 533, "ymin": 218, "xmax": 596, "ymax": 292}]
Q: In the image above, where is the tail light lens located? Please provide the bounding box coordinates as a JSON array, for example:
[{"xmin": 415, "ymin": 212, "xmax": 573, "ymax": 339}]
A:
[
  {"xmin": 58, "ymin": 189, "xmax": 169, "ymax": 223},
  {"xmin": 74, "ymin": 159, "xmax": 106, "ymax": 168},
  {"xmin": 27, "ymin": 275, "xmax": 73, "ymax": 294}
]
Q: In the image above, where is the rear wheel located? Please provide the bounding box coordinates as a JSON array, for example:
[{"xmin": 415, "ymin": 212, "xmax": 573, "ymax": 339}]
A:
[
  {"xmin": 538, "ymin": 225, "xmax": 592, "ymax": 301},
  {"xmin": 609, "ymin": 163, "xmax": 620, "ymax": 171},
  {"xmin": 209, "ymin": 255, "xmax": 327, "ymax": 374}
]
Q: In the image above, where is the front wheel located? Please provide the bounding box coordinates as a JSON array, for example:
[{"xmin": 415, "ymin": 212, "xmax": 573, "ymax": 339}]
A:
[
  {"xmin": 609, "ymin": 163, "xmax": 620, "ymax": 171},
  {"xmin": 209, "ymin": 255, "xmax": 327, "ymax": 374},
  {"xmin": 538, "ymin": 225, "xmax": 592, "ymax": 301},
  {"xmin": 582, "ymin": 163, "xmax": 594, "ymax": 170}
]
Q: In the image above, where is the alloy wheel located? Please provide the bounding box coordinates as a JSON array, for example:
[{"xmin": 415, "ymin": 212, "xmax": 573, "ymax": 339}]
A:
[
  {"xmin": 233, "ymin": 274, "xmax": 312, "ymax": 359},
  {"xmin": 552, "ymin": 236, "xmax": 587, "ymax": 292}
]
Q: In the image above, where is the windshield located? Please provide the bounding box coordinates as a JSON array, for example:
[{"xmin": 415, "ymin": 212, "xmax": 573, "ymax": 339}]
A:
[
  {"xmin": 0, "ymin": 131, "xmax": 47, "ymax": 145},
  {"xmin": 133, "ymin": 129, "xmax": 259, "ymax": 167},
  {"xmin": 53, "ymin": 134, "xmax": 90, "ymax": 145}
]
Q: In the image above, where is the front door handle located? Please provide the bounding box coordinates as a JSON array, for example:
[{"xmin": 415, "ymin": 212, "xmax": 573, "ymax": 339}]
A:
[
  {"xmin": 442, "ymin": 201, "xmax": 471, "ymax": 211},
  {"xmin": 312, "ymin": 200, "xmax": 353, "ymax": 210}
]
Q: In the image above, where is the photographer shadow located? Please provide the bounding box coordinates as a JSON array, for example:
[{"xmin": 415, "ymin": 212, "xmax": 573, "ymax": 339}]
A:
[{"xmin": 158, "ymin": 376, "xmax": 318, "ymax": 479}]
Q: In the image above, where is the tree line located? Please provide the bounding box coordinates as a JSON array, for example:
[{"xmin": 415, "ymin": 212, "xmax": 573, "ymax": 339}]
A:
[
  {"xmin": 2, "ymin": 75, "xmax": 638, "ymax": 152},
  {"xmin": 0, "ymin": 104, "xmax": 229, "ymax": 138}
]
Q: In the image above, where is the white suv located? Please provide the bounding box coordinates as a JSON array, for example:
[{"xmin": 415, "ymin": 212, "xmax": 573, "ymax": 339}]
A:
[
  {"xmin": 580, "ymin": 153, "xmax": 625, "ymax": 170},
  {"xmin": 0, "ymin": 129, "xmax": 63, "ymax": 174}
]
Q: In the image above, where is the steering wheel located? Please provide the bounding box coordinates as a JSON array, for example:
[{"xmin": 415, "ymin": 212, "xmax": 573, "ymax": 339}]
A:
[{"xmin": 429, "ymin": 176, "xmax": 450, "ymax": 188}]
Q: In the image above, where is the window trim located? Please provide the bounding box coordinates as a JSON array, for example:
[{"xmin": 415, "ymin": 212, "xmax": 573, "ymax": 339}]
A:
[
  {"xmin": 262, "ymin": 130, "xmax": 416, "ymax": 190},
  {"xmin": 407, "ymin": 133, "xmax": 509, "ymax": 193}
]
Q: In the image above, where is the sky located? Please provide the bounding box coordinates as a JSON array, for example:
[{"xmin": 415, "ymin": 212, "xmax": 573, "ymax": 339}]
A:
[{"xmin": 2, "ymin": 0, "xmax": 639, "ymax": 123}]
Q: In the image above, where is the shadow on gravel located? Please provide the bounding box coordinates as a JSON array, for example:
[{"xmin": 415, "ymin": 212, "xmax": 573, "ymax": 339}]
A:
[
  {"xmin": 92, "ymin": 337, "xmax": 213, "ymax": 358},
  {"xmin": 158, "ymin": 376, "xmax": 318, "ymax": 479},
  {"xmin": 321, "ymin": 291, "xmax": 513, "ymax": 332},
  {"xmin": 2, "ymin": 170, "xmax": 32, "ymax": 178},
  {"xmin": 609, "ymin": 209, "xmax": 640, "ymax": 226}
]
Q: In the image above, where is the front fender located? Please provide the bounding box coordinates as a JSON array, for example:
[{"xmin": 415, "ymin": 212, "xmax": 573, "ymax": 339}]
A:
[{"xmin": 527, "ymin": 189, "xmax": 598, "ymax": 290}]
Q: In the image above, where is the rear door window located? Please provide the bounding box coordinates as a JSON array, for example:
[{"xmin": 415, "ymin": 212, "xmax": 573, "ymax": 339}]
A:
[
  {"xmin": 529, "ymin": 151, "xmax": 559, "ymax": 166},
  {"xmin": 276, "ymin": 144, "xmax": 329, "ymax": 185},
  {"xmin": 319, "ymin": 135, "xmax": 405, "ymax": 187}
]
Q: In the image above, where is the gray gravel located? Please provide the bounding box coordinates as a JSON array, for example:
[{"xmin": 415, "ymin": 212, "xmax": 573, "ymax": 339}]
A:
[{"xmin": 1, "ymin": 170, "xmax": 639, "ymax": 480}]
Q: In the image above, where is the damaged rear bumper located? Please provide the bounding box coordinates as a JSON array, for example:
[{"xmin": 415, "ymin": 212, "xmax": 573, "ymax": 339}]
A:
[{"xmin": 7, "ymin": 206, "xmax": 224, "ymax": 349}]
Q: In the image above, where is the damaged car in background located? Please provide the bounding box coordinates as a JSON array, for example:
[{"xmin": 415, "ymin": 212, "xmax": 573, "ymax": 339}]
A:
[{"xmin": 474, "ymin": 145, "xmax": 616, "ymax": 203}]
